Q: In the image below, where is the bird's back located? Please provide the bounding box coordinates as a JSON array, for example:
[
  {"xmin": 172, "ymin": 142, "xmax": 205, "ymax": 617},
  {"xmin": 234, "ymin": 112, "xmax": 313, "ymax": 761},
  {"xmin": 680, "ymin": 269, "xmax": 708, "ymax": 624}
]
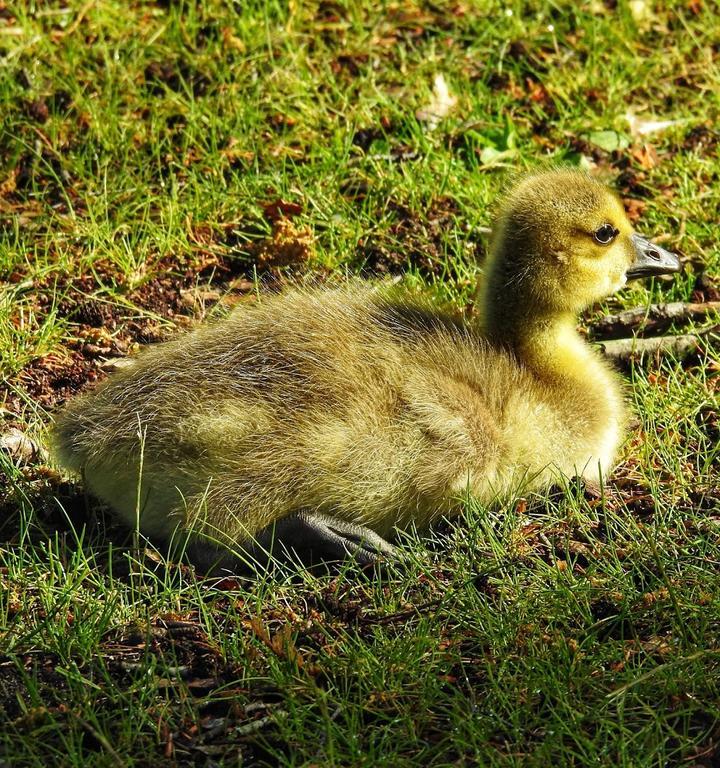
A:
[{"xmin": 52, "ymin": 286, "xmax": 531, "ymax": 538}]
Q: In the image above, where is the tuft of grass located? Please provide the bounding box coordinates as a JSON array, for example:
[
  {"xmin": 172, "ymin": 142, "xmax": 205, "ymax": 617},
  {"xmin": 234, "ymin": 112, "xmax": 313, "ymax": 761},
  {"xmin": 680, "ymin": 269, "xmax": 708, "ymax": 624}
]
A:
[{"xmin": 0, "ymin": 1, "xmax": 718, "ymax": 765}]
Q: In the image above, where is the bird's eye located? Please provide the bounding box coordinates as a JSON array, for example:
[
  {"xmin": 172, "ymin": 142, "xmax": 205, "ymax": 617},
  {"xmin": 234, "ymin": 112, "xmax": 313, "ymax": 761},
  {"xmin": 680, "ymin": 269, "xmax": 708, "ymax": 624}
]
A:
[{"xmin": 593, "ymin": 224, "xmax": 618, "ymax": 245}]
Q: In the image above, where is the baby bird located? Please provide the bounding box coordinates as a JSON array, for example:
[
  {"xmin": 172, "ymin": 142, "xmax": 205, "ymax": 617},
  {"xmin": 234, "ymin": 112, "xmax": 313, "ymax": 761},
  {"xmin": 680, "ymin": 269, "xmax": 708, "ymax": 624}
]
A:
[{"xmin": 51, "ymin": 170, "xmax": 680, "ymax": 569}]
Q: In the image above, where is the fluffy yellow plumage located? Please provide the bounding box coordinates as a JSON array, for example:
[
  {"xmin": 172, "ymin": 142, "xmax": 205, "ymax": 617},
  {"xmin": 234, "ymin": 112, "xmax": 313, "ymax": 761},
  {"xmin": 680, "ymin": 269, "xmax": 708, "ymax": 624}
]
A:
[{"xmin": 51, "ymin": 170, "xmax": 681, "ymax": 569}]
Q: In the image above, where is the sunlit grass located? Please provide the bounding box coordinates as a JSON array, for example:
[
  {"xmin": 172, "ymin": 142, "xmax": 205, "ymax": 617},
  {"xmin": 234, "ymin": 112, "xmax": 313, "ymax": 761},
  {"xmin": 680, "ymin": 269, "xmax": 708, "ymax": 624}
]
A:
[{"xmin": 0, "ymin": 0, "xmax": 718, "ymax": 765}]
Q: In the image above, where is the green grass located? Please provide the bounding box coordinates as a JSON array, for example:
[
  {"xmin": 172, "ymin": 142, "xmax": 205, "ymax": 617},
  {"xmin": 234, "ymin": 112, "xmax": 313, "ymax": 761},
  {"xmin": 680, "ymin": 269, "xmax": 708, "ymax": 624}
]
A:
[{"xmin": 1, "ymin": 0, "xmax": 719, "ymax": 765}]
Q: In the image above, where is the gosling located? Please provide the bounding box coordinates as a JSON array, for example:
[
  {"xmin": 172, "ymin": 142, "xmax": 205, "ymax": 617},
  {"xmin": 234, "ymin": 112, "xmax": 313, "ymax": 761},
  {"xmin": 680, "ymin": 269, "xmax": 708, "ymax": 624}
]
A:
[{"xmin": 51, "ymin": 170, "xmax": 681, "ymax": 569}]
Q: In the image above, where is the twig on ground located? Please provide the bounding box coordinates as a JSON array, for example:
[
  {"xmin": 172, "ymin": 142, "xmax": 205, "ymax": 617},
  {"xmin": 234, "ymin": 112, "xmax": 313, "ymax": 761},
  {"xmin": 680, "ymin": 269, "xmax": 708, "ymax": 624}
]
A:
[
  {"xmin": 590, "ymin": 302, "xmax": 720, "ymax": 340},
  {"xmin": 597, "ymin": 327, "xmax": 718, "ymax": 362}
]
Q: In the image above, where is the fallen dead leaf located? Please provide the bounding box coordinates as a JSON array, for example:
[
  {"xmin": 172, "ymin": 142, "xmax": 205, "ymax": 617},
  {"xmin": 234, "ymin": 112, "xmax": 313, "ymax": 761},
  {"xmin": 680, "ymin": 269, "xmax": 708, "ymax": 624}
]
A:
[
  {"xmin": 641, "ymin": 588, "xmax": 670, "ymax": 606},
  {"xmin": 626, "ymin": 110, "xmax": 686, "ymax": 137},
  {"xmin": 0, "ymin": 168, "xmax": 18, "ymax": 196},
  {"xmin": 631, "ymin": 143, "xmax": 659, "ymax": 170},
  {"xmin": 222, "ymin": 26, "xmax": 246, "ymax": 52},
  {"xmin": 416, "ymin": 73, "xmax": 457, "ymax": 131},
  {"xmin": 639, "ymin": 635, "xmax": 674, "ymax": 659},
  {"xmin": 623, "ymin": 198, "xmax": 648, "ymax": 223},
  {"xmin": 526, "ymin": 77, "xmax": 551, "ymax": 107},
  {"xmin": 262, "ymin": 198, "xmax": 303, "ymax": 222}
]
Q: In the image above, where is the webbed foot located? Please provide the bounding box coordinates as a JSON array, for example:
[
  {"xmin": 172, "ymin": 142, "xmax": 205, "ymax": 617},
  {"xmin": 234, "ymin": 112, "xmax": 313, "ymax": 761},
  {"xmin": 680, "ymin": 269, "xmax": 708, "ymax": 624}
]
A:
[{"xmin": 250, "ymin": 511, "xmax": 397, "ymax": 566}]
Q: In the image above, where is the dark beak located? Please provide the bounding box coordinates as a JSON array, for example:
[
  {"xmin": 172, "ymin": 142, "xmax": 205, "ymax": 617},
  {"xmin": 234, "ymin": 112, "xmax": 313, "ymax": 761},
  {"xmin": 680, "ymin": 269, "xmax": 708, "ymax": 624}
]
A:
[{"xmin": 626, "ymin": 234, "xmax": 681, "ymax": 280}]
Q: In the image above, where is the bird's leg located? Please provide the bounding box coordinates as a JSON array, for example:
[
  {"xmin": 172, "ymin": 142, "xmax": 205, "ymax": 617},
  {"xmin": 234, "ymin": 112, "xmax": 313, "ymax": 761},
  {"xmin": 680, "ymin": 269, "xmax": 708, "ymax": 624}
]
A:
[{"xmin": 249, "ymin": 511, "xmax": 397, "ymax": 566}]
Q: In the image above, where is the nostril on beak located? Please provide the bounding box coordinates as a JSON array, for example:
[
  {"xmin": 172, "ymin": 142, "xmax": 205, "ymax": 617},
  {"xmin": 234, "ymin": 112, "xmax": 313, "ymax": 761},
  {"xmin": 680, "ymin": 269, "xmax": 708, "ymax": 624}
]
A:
[{"xmin": 629, "ymin": 233, "xmax": 681, "ymax": 279}]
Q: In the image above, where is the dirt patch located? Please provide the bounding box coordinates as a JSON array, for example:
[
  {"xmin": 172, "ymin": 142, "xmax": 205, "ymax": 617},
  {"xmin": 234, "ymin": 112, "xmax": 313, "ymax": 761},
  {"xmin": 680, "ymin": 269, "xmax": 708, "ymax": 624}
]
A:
[
  {"xmin": 0, "ymin": 659, "xmax": 69, "ymax": 722},
  {"xmin": 692, "ymin": 272, "xmax": 720, "ymax": 303},
  {"xmin": 144, "ymin": 60, "xmax": 211, "ymax": 97},
  {"xmin": 13, "ymin": 350, "xmax": 102, "ymax": 413},
  {"xmin": 682, "ymin": 124, "xmax": 720, "ymax": 155},
  {"xmin": 359, "ymin": 196, "xmax": 463, "ymax": 275},
  {"xmin": 1, "ymin": 247, "xmax": 264, "ymax": 419},
  {"xmin": 0, "ymin": 200, "xmax": 323, "ymax": 470}
]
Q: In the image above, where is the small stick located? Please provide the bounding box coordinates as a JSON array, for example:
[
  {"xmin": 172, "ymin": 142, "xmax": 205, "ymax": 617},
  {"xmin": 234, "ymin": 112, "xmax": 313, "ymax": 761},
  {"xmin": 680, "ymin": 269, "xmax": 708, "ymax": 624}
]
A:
[
  {"xmin": 590, "ymin": 302, "xmax": 720, "ymax": 340},
  {"xmin": 597, "ymin": 330, "xmax": 716, "ymax": 362}
]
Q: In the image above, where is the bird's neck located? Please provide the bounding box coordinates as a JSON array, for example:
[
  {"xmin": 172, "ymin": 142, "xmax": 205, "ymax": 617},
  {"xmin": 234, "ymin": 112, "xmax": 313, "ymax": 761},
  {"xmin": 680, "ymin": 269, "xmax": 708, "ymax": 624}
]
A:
[{"xmin": 482, "ymin": 308, "xmax": 597, "ymax": 381}]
